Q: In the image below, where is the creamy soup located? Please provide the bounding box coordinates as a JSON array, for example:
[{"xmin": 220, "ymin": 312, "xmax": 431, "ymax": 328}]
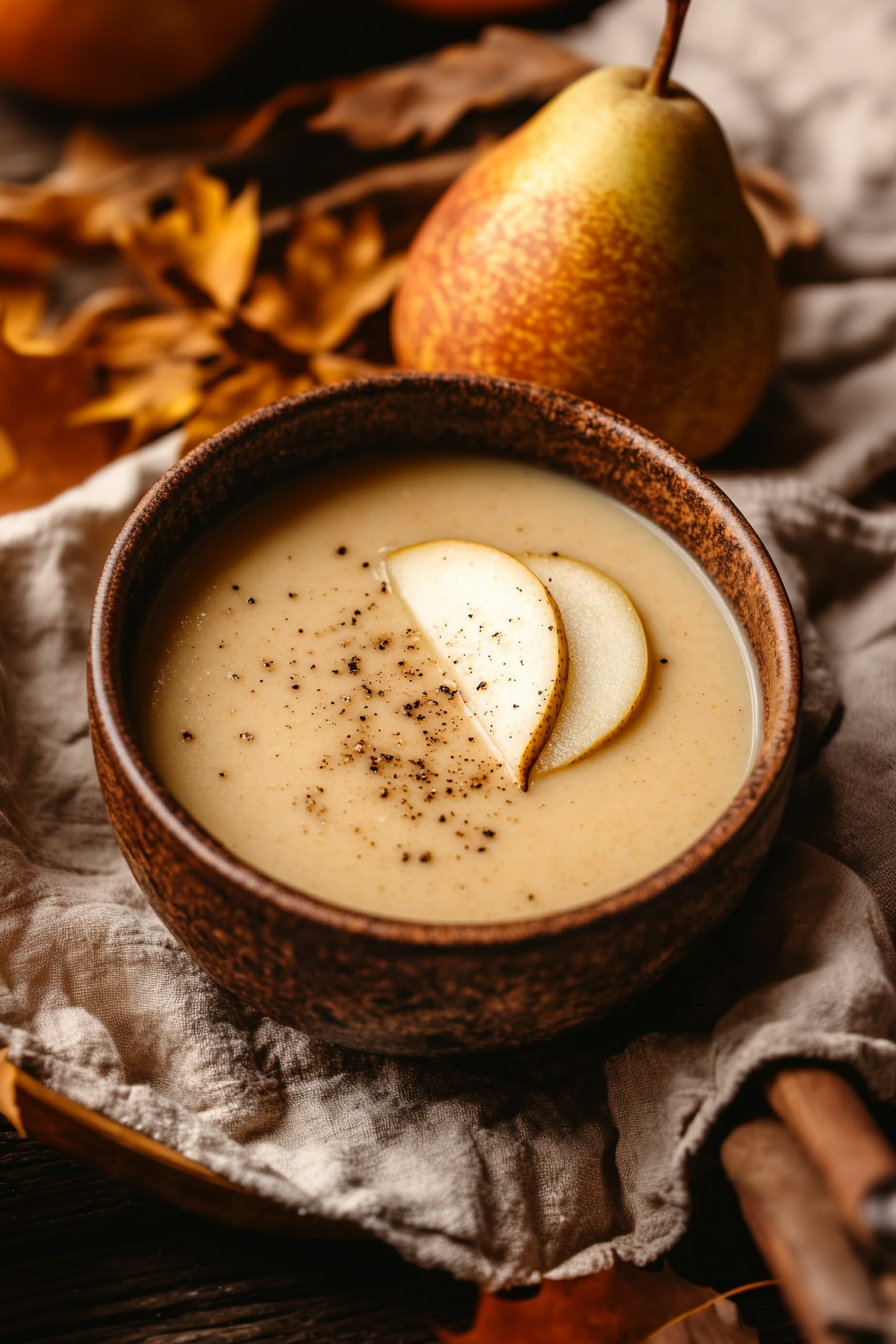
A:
[{"xmin": 135, "ymin": 455, "xmax": 758, "ymax": 924}]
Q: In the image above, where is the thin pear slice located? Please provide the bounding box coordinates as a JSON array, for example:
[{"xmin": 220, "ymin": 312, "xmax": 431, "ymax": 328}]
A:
[
  {"xmin": 385, "ymin": 540, "xmax": 568, "ymax": 790},
  {"xmin": 522, "ymin": 554, "xmax": 649, "ymax": 778}
]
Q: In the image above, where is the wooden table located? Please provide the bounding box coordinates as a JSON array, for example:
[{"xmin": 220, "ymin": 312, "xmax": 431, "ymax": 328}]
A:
[{"xmin": 0, "ymin": 1118, "xmax": 478, "ymax": 1342}]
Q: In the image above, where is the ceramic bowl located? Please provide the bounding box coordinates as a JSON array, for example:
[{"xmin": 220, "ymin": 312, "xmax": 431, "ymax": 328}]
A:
[{"xmin": 88, "ymin": 373, "xmax": 801, "ymax": 1056}]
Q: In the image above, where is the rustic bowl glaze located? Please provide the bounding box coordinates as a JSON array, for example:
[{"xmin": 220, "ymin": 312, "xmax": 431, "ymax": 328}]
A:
[{"xmin": 88, "ymin": 373, "xmax": 801, "ymax": 1056}]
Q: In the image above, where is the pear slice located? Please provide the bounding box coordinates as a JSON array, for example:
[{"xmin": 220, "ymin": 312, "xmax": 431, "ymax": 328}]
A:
[
  {"xmin": 385, "ymin": 540, "xmax": 568, "ymax": 790},
  {"xmin": 522, "ymin": 554, "xmax": 649, "ymax": 778}
]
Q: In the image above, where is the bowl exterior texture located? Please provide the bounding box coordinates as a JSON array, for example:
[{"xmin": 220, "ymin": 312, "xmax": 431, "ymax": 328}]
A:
[{"xmin": 89, "ymin": 374, "xmax": 801, "ymax": 1055}]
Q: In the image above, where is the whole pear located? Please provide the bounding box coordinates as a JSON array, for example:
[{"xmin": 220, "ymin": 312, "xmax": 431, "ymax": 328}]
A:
[{"xmin": 392, "ymin": 3, "xmax": 779, "ymax": 461}]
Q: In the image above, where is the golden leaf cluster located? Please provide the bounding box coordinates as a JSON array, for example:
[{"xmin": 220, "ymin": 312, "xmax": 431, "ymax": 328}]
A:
[
  {"xmin": 0, "ymin": 26, "xmax": 819, "ymax": 513},
  {"xmin": 0, "ymin": 149, "xmax": 402, "ymax": 507}
]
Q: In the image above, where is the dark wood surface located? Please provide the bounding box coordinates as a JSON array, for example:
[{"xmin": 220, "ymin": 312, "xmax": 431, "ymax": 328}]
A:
[{"xmin": 0, "ymin": 1118, "xmax": 479, "ymax": 1343}]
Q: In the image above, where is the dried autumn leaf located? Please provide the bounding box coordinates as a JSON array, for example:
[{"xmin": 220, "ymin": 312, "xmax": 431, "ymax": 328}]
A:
[
  {"xmin": 54, "ymin": 122, "xmax": 140, "ymax": 181},
  {"xmin": 0, "ymin": 127, "xmax": 120, "ymax": 249},
  {"xmin": 309, "ymin": 351, "xmax": 394, "ymax": 384},
  {"xmin": 262, "ymin": 145, "xmax": 490, "ymax": 238},
  {"xmin": 309, "ymin": 26, "xmax": 592, "ymax": 150},
  {"xmin": 119, "ymin": 166, "xmax": 259, "ymax": 312},
  {"xmin": 0, "ymin": 331, "xmax": 119, "ymax": 515},
  {"xmin": 738, "ymin": 163, "xmax": 822, "ymax": 260},
  {"xmin": 440, "ymin": 1260, "xmax": 764, "ymax": 1344},
  {"xmin": 0, "ymin": 425, "xmax": 18, "ymax": 485},
  {"xmin": 95, "ymin": 309, "xmax": 227, "ymax": 369},
  {"xmin": 0, "ymin": 280, "xmax": 45, "ymax": 347},
  {"xmin": 0, "ymin": 126, "xmax": 194, "ymax": 255},
  {"xmin": 242, "ymin": 206, "xmax": 404, "ymax": 355},
  {"xmin": 70, "ymin": 359, "xmax": 207, "ymax": 455},
  {"xmin": 1, "ymin": 285, "xmax": 147, "ymax": 357},
  {"xmin": 181, "ymin": 362, "xmax": 312, "ymax": 453},
  {"xmin": 227, "ymin": 78, "xmax": 338, "ymax": 155},
  {"xmin": 0, "ymin": 227, "xmax": 61, "ymax": 278}
]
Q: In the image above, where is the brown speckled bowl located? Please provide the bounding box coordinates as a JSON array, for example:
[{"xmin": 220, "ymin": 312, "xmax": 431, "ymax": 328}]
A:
[{"xmin": 88, "ymin": 373, "xmax": 801, "ymax": 1056}]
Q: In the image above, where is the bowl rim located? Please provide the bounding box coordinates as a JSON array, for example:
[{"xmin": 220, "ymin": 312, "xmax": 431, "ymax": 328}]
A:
[{"xmin": 90, "ymin": 371, "xmax": 802, "ymax": 950}]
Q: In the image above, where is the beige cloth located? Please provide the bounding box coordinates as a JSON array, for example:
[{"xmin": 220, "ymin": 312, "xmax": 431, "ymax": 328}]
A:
[{"xmin": 2, "ymin": 0, "xmax": 896, "ymax": 1290}]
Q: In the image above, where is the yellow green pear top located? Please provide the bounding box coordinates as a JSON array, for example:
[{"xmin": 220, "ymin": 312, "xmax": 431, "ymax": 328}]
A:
[{"xmin": 392, "ymin": 0, "xmax": 779, "ymax": 462}]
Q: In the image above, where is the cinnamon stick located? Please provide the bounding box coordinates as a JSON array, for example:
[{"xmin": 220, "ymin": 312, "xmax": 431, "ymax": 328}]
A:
[
  {"xmin": 767, "ymin": 1067, "xmax": 896, "ymax": 1254},
  {"xmin": 722, "ymin": 1117, "xmax": 886, "ymax": 1344}
]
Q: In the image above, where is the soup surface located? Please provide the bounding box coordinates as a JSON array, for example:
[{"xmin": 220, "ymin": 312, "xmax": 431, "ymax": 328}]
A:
[{"xmin": 136, "ymin": 455, "xmax": 758, "ymax": 923}]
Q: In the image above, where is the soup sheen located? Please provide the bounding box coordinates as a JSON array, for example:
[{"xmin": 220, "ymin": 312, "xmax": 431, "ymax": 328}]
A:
[{"xmin": 136, "ymin": 456, "xmax": 757, "ymax": 923}]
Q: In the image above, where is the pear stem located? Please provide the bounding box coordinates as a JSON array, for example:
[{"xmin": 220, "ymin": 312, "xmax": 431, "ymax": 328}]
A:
[{"xmin": 644, "ymin": 0, "xmax": 691, "ymax": 97}]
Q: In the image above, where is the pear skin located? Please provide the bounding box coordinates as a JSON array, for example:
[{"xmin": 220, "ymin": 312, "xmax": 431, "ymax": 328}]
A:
[{"xmin": 392, "ymin": 66, "xmax": 779, "ymax": 461}]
